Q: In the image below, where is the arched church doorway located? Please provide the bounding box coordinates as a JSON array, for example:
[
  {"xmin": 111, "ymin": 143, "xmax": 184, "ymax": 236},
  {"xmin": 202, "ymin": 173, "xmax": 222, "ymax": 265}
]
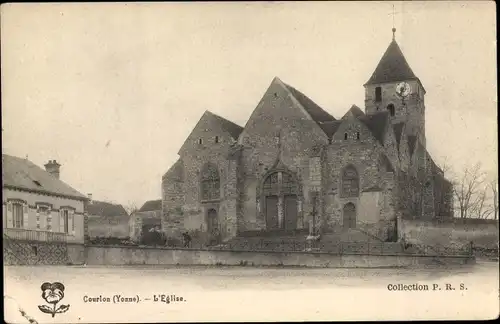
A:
[
  {"xmin": 343, "ymin": 203, "xmax": 357, "ymax": 229},
  {"xmin": 207, "ymin": 208, "xmax": 220, "ymax": 244},
  {"xmin": 262, "ymin": 171, "xmax": 299, "ymax": 231}
]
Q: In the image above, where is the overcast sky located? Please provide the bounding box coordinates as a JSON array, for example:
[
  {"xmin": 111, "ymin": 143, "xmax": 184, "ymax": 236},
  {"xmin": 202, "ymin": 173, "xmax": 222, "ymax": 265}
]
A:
[{"xmin": 1, "ymin": 2, "xmax": 497, "ymax": 208}]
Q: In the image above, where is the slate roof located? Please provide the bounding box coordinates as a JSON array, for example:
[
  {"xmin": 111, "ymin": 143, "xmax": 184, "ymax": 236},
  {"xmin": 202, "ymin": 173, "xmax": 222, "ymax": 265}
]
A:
[
  {"xmin": 206, "ymin": 111, "xmax": 243, "ymax": 140},
  {"xmin": 138, "ymin": 199, "xmax": 162, "ymax": 212},
  {"xmin": 365, "ymin": 40, "xmax": 419, "ymax": 86},
  {"xmin": 86, "ymin": 200, "xmax": 128, "ymax": 217},
  {"xmin": 2, "ymin": 154, "xmax": 87, "ymax": 201},
  {"xmin": 407, "ymin": 135, "xmax": 417, "ymax": 156},
  {"xmin": 392, "ymin": 122, "xmax": 405, "ymax": 147},
  {"xmin": 283, "ymin": 83, "xmax": 336, "ymax": 123},
  {"xmin": 342, "ymin": 105, "xmax": 365, "ymax": 119},
  {"xmin": 358, "ymin": 111, "xmax": 390, "ymax": 144},
  {"xmin": 318, "ymin": 120, "xmax": 343, "ymax": 138}
]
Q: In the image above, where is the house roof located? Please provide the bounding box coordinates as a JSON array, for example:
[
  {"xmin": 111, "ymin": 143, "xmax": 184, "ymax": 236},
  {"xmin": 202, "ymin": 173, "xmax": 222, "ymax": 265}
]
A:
[
  {"xmin": 2, "ymin": 154, "xmax": 87, "ymax": 201},
  {"xmin": 138, "ymin": 199, "xmax": 162, "ymax": 212},
  {"xmin": 283, "ymin": 82, "xmax": 336, "ymax": 124},
  {"xmin": 393, "ymin": 122, "xmax": 405, "ymax": 147},
  {"xmin": 365, "ymin": 40, "xmax": 419, "ymax": 86},
  {"xmin": 206, "ymin": 111, "xmax": 243, "ymax": 140},
  {"xmin": 86, "ymin": 200, "xmax": 128, "ymax": 217},
  {"xmin": 359, "ymin": 111, "xmax": 390, "ymax": 144}
]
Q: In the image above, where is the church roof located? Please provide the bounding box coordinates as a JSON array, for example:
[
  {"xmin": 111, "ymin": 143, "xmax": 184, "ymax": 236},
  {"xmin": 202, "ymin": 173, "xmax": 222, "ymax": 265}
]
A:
[
  {"xmin": 318, "ymin": 120, "xmax": 343, "ymax": 138},
  {"xmin": 2, "ymin": 154, "xmax": 87, "ymax": 201},
  {"xmin": 359, "ymin": 111, "xmax": 390, "ymax": 144},
  {"xmin": 342, "ymin": 105, "xmax": 365, "ymax": 119},
  {"xmin": 365, "ymin": 40, "xmax": 419, "ymax": 86},
  {"xmin": 283, "ymin": 83, "xmax": 336, "ymax": 123},
  {"xmin": 205, "ymin": 111, "xmax": 243, "ymax": 140},
  {"xmin": 392, "ymin": 122, "xmax": 405, "ymax": 146}
]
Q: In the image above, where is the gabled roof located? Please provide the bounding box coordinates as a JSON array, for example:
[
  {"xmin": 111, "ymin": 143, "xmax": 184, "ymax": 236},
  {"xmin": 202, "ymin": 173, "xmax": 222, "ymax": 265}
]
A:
[
  {"xmin": 282, "ymin": 82, "xmax": 336, "ymax": 124},
  {"xmin": 205, "ymin": 111, "xmax": 243, "ymax": 140},
  {"xmin": 138, "ymin": 199, "xmax": 162, "ymax": 212},
  {"xmin": 392, "ymin": 122, "xmax": 405, "ymax": 147},
  {"xmin": 2, "ymin": 154, "xmax": 87, "ymax": 201},
  {"xmin": 358, "ymin": 111, "xmax": 390, "ymax": 144},
  {"xmin": 86, "ymin": 200, "xmax": 128, "ymax": 217},
  {"xmin": 162, "ymin": 158, "xmax": 184, "ymax": 181},
  {"xmin": 408, "ymin": 135, "xmax": 417, "ymax": 156},
  {"xmin": 342, "ymin": 105, "xmax": 365, "ymax": 119},
  {"xmin": 365, "ymin": 40, "xmax": 419, "ymax": 86},
  {"xmin": 318, "ymin": 120, "xmax": 343, "ymax": 138}
]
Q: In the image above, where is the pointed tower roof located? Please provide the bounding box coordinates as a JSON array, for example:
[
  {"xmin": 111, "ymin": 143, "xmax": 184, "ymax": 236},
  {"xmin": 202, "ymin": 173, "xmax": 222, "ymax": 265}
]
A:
[{"xmin": 364, "ymin": 34, "xmax": 419, "ymax": 86}]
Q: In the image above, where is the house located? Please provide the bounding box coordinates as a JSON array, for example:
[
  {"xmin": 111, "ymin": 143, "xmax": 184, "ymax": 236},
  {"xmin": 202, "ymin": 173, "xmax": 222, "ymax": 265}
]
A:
[
  {"xmin": 160, "ymin": 28, "xmax": 453, "ymax": 245},
  {"xmin": 129, "ymin": 199, "xmax": 162, "ymax": 242},
  {"xmin": 85, "ymin": 195, "xmax": 129, "ymax": 240},
  {"xmin": 2, "ymin": 155, "xmax": 88, "ymax": 265}
]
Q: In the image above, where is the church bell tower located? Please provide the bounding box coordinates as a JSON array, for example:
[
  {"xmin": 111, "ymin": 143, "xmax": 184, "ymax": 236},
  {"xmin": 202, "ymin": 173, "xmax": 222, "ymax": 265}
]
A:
[{"xmin": 363, "ymin": 28, "xmax": 427, "ymax": 147}]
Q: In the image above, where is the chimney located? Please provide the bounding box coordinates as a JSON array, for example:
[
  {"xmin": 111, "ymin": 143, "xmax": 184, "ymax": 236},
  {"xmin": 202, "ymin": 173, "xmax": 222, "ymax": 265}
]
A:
[
  {"xmin": 88, "ymin": 193, "xmax": 93, "ymax": 203},
  {"xmin": 44, "ymin": 160, "xmax": 61, "ymax": 179}
]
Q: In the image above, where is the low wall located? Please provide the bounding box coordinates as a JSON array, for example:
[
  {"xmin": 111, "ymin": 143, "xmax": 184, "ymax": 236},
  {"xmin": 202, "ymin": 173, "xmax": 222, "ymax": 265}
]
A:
[
  {"xmin": 3, "ymin": 240, "xmax": 85, "ymax": 265},
  {"xmin": 86, "ymin": 245, "xmax": 474, "ymax": 268},
  {"xmin": 401, "ymin": 219, "xmax": 499, "ymax": 250}
]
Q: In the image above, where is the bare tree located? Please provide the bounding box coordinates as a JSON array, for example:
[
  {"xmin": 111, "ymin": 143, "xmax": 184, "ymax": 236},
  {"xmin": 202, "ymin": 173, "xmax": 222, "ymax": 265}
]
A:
[
  {"xmin": 470, "ymin": 187, "xmax": 493, "ymax": 219},
  {"xmin": 489, "ymin": 179, "xmax": 498, "ymax": 220},
  {"xmin": 124, "ymin": 202, "xmax": 139, "ymax": 215},
  {"xmin": 453, "ymin": 163, "xmax": 485, "ymax": 219}
]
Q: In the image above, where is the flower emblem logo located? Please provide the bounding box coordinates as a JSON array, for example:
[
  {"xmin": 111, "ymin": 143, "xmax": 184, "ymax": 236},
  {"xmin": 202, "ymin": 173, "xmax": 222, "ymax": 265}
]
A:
[{"xmin": 38, "ymin": 282, "xmax": 70, "ymax": 317}]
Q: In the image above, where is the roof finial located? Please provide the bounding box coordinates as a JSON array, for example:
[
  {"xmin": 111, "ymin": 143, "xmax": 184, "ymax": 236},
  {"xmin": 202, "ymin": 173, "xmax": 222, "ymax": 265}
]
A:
[{"xmin": 391, "ymin": 4, "xmax": 396, "ymax": 40}]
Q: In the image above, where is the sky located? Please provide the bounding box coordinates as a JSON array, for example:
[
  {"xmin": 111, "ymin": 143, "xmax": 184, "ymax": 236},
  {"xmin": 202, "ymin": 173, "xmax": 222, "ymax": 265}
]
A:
[{"xmin": 1, "ymin": 2, "xmax": 497, "ymax": 208}]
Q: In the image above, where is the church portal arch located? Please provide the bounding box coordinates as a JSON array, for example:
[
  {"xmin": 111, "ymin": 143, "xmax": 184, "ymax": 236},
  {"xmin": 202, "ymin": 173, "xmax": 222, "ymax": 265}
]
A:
[{"xmin": 260, "ymin": 170, "xmax": 300, "ymax": 231}]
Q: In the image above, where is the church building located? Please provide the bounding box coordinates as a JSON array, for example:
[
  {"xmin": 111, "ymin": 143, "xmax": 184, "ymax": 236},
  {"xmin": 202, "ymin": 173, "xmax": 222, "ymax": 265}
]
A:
[{"xmin": 161, "ymin": 29, "xmax": 454, "ymax": 244}]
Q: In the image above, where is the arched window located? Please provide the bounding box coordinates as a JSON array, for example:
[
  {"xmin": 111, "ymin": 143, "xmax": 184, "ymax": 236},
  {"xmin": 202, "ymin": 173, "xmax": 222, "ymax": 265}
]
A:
[
  {"xmin": 344, "ymin": 133, "xmax": 348, "ymax": 140},
  {"xmin": 341, "ymin": 165, "xmax": 359, "ymax": 197},
  {"xmin": 200, "ymin": 163, "xmax": 220, "ymax": 201},
  {"xmin": 387, "ymin": 104, "xmax": 395, "ymax": 116}
]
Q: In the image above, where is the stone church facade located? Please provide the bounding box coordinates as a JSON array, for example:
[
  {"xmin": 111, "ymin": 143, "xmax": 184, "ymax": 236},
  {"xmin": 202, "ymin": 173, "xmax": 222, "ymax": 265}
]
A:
[{"xmin": 161, "ymin": 32, "xmax": 453, "ymax": 244}]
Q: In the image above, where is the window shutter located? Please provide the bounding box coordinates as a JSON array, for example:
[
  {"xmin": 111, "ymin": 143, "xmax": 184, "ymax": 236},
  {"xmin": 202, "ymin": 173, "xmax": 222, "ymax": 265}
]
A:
[
  {"xmin": 59, "ymin": 210, "xmax": 65, "ymax": 233},
  {"xmin": 23, "ymin": 204, "xmax": 29, "ymax": 229},
  {"xmin": 69, "ymin": 210, "xmax": 75, "ymax": 235},
  {"xmin": 6, "ymin": 202, "xmax": 13, "ymax": 228}
]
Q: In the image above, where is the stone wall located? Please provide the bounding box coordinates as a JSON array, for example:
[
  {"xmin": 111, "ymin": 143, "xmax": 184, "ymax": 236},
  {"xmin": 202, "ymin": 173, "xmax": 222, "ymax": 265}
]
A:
[
  {"xmin": 3, "ymin": 239, "xmax": 85, "ymax": 265},
  {"xmin": 400, "ymin": 219, "xmax": 499, "ymax": 250},
  {"xmin": 85, "ymin": 245, "xmax": 473, "ymax": 268}
]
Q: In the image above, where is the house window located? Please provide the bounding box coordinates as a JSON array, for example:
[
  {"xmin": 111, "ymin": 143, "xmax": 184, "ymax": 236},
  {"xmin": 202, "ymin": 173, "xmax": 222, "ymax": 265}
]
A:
[
  {"xmin": 12, "ymin": 202, "xmax": 24, "ymax": 228},
  {"xmin": 62, "ymin": 209, "xmax": 69, "ymax": 233},
  {"xmin": 215, "ymin": 136, "xmax": 219, "ymax": 143},
  {"xmin": 344, "ymin": 133, "xmax": 348, "ymax": 140},
  {"xmin": 201, "ymin": 163, "xmax": 220, "ymax": 201},
  {"xmin": 36, "ymin": 205, "xmax": 49, "ymax": 230},
  {"xmin": 375, "ymin": 87, "xmax": 382, "ymax": 102},
  {"xmin": 341, "ymin": 166, "xmax": 359, "ymax": 198},
  {"xmin": 387, "ymin": 104, "xmax": 395, "ymax": 116},
  {"xmin": 356, "ymin": 132, "xmax": 360, "ymax": 140}
]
